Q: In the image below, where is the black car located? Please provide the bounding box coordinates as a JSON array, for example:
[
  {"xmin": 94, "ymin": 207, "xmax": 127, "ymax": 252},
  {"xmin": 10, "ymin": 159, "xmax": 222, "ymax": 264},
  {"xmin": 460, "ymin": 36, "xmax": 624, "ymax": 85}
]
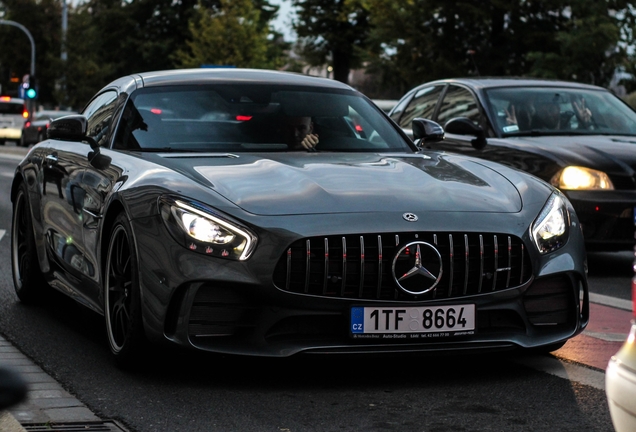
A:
[
  {"xmin": 20, "ymin": 110, "xmax": 77, "ymax": 146},
  {"xmin": 389, "ymin": 77, "xmax": 636, "ymax": 251},
  {"xmin": 11, "ymin": 69, "xmax": 588, "ymax": 367}
]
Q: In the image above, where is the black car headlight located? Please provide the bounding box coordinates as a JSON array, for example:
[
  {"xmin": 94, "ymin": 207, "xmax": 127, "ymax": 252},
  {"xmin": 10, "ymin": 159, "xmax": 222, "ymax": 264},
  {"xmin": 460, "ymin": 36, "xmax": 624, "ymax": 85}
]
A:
[
  {"xmin": 160, "ymin": 197, "xmax": 257, "ymax": 261},
  {"xmin": 531, "ymin": 192, "xmax": 570, "ymax": 254}
]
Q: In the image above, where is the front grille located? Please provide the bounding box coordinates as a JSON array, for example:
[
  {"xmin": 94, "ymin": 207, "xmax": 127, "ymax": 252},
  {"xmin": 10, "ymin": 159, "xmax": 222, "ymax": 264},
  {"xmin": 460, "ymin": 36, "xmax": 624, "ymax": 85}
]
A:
[{"xmin": 273, "ymin": 232, "xmax": 532, "ymax": 301}]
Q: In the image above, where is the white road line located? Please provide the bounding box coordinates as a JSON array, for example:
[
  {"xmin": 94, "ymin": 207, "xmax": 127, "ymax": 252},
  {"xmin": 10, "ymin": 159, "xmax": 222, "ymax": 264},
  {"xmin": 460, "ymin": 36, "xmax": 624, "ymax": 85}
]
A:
[
  {"xmin": 514, "ymin": 355, "xmax": 606, "ymax": 390},
  {"xmin": 590, "ymin": 292, "xmax": 633, "ymax": 312},
  {"xmin": 0, "ymin": 152, "xmax": 26, "ymax": 161},
  {"xmin": 0, "ymin": 230, "xmax": 4, "ymax": 242}
]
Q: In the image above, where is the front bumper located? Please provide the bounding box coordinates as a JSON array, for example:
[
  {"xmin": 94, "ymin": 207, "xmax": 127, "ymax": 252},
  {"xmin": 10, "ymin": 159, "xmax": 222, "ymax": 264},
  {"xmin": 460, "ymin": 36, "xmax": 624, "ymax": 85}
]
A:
[
  {"xmin": 0, "ymin": 127, "xmax": 21, "ymax": 140},
  {"xmin": 131, "ymin": 215, "xmax": 589, "ymax": 357},
  {"xmin": 565, "ymin": 190, "xmax": 636, "ymax": 251}
]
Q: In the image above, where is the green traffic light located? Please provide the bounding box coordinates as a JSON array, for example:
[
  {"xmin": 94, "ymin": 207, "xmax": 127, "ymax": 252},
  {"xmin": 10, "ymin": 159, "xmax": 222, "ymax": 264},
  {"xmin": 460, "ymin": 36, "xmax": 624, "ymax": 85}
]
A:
[{"xmin": 26, "ymin": 88, "xmax": 37, "ymax": 99}]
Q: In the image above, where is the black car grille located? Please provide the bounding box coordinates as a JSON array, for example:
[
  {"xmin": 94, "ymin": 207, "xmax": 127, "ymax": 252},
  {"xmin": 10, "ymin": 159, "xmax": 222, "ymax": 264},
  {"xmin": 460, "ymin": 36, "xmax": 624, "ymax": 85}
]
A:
[{"xmin": 273, "ymin": 232, "xmax": 532, "ymax": 301}]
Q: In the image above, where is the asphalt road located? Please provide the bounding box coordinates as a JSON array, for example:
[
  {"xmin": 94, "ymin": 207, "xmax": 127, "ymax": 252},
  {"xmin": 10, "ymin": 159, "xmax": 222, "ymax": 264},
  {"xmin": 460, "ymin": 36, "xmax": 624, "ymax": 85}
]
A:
[{"xmin": 0, "ymin": 143, "xmax": 627, "ymax": 432}]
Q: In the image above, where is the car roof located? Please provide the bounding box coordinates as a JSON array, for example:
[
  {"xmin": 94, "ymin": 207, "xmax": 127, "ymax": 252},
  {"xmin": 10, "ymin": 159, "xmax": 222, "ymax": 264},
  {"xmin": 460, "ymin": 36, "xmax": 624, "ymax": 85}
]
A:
[
  {"xmin": 414, "ymin": 77, "xmax": 607, "ymax": 92},
  {"xmin": 124, "ymin": 69, "xmax": 355, "ymax": 91}
]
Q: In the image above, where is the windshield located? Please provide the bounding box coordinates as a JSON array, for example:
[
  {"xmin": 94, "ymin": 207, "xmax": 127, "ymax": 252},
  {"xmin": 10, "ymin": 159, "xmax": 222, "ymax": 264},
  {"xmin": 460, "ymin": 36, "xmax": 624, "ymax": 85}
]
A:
[
  {"xmin": 0, "ymin": 102, "xmax": 24, "ymax": 115},
  {"xmin": 114, "ymin": 85, "xmax": 411, "ymax": 153},
  {"xmin": 485, "ymin": 87, "xmax": 636, "ymax": 137}
]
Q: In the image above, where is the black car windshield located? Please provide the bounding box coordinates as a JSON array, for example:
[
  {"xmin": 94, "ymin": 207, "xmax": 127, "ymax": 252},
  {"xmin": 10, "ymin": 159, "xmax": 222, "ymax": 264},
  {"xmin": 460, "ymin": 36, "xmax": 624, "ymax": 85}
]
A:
[
  {"xmin": 114, "ymin": 84, "xmax": 411, "ymax": 153},
  {"xmin": 485, "ymin": 87, "xmax": 636, "ymax": 137}
]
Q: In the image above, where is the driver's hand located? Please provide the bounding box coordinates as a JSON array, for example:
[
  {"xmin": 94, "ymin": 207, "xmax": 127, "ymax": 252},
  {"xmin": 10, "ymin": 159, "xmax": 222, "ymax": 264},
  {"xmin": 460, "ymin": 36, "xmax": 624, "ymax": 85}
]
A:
[{"xmin": 300, "ymin": 133, "xmax": 319, "ymax": 150}]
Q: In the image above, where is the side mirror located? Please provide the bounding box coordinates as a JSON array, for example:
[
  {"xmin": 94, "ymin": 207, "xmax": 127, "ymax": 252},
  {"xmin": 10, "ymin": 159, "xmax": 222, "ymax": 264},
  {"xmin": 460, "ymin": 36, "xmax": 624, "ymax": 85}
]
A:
[
  {"xmin": 412, "ymin": 118, "xmax": 444, "ymax": 143},
  {"xmin": 48, "ymin": 114, "xmax": 100, "ymax": 152},
  {"xmin": 444, "ymin": 117, "xmax": 487, "ymax": 150},
  {"xmin": 47, "ymin": 115, "xmax": 88, "ymax": 142}
]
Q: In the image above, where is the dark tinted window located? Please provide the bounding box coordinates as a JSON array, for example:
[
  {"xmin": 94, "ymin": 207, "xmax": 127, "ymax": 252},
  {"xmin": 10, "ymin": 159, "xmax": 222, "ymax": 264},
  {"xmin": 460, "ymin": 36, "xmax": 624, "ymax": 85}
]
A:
[
  {"xmin": 436, "ymin": 85, "xmax": 480, "ymax": 126},
  {"xmin": 83, "ymin": 91, "xmax": 118, "ymax": 147},
  {"xmin": 0, "ymin": 102, "xmax": 24, "ymax": 115},
  {"xmin": 397, "ymin": 85, "xmax": 444, "ymax": 128},
  {"xmin": 485, "ymin": 86, "xmax": 636, "ymax": 136},
  {"xmin": 114, "ymin": 84, "xmax": 412, "ymax": 153}
]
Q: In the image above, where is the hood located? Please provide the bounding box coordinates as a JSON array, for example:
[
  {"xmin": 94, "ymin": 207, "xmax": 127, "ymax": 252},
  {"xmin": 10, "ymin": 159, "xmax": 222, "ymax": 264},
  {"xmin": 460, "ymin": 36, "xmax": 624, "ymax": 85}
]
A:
[
  {"xmin": 503, "ymin": 135, "xmax": 636, "ymax": 175},
  {"xmin": 158, "ymin": 152, "xmax": 522, "ymax": 216}
]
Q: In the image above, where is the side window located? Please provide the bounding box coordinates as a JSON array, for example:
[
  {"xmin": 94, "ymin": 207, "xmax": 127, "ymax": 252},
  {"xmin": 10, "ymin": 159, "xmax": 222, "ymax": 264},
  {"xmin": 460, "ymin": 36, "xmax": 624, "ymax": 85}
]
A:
[
  {"xmin": 436, "ymin": 85, "xmax": 481, "ymax": 126},
  {"xmin": 82, "ymin": 91, "xmax": 118, "ymax": 147},
  {"xmin": 397, "ymin": 85, "xmax": 444, "ymax": 128},
  {"xmin": 389, "ymin": 94, "xmax": 412, "ymax": 123}
]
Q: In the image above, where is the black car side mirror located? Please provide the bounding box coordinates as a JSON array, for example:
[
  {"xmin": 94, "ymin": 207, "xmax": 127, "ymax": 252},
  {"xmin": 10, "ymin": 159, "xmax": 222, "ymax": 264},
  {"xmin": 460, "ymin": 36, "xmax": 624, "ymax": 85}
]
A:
[
  {"xmin": 444, "ymin": 117, "xmax": 487, "ymax": 150},
  {"xmin": 412, "ymin": 118, "xmax": 444, "ymax": 143},
  {"xmin": 48, "ymin": 114, "xmax": 104, "ymax": 158}
]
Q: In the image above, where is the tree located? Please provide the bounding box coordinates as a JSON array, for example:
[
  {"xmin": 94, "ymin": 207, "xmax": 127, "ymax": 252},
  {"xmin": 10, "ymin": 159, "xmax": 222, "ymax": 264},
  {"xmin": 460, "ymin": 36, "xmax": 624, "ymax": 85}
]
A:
[
  {"xmin": 291, "ymin": 0, "xmax": 373, "ymax": 84},
  {"xmin": 174, "ymin": 0, "xmax": 282, "ymax": 69},
  {"xmin": 367, "ymin": 0, "xmax": 636, "ymax": 97},
  {"xmin": 0, "ymin": 0, "xmax": 63, "ymax": 106}
]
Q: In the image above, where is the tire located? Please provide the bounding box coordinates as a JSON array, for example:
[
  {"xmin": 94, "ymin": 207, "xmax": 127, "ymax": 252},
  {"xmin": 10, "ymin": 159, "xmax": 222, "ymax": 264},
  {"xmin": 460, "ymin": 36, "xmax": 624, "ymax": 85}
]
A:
[
  {"xmin": 104, "ymin": 213, "xmax": 147, "ymax": 368},
  {"xmin": 11, "ymin": 182, "xmax": 46, "ymax": 302},
  {"xmin": 19, "ymin": 135, "xmax": 26, "ymax": 147}
]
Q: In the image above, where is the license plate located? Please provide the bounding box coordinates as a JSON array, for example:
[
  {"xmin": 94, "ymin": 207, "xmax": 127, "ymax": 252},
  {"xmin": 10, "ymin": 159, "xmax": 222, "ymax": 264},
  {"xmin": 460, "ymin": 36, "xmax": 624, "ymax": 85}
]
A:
[{"xmin": 350, "ymin": 304, "xmax": 475, "ymax": 339}]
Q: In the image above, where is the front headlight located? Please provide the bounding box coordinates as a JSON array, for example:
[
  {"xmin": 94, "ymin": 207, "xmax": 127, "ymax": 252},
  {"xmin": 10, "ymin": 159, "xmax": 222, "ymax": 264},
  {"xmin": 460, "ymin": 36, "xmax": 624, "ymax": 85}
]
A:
[
  {"xmin": 160, "ymin": 197, "xmax": 257, "ymax": 261},
  {"xmin": 550, "ymin": 166, "xmax": 614, "ymax": 190},
  {"xmin": 531, "ymin": 192, "xmax": 570, "ymax": 254}
]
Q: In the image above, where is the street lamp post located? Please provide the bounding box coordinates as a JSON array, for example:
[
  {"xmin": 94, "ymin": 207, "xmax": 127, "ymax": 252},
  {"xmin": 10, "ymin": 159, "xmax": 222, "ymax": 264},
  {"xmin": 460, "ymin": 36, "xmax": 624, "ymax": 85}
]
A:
[{"xmin": 0, "ymin": 20, "xmax": 36, "ymax": 112}]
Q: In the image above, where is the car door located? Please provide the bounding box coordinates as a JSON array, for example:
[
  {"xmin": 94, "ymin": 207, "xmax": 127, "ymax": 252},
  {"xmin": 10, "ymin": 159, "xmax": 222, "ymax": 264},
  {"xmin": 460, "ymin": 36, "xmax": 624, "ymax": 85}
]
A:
[
  {"xmin": 422, "ymin": 84, "xmax": 492, "ymax": 157},
  {"xmin": 41, "ymin": 91, "xmax": 120, "ymax": 309},
  {"xmin": 391, "ymin": 85, "xmax": 445, "ymax": 138}
]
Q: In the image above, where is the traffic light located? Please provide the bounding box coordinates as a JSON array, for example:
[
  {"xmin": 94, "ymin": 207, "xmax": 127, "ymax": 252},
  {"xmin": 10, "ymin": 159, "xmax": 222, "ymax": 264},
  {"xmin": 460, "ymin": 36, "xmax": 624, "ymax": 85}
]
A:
[{"xmin": 21, "ymin": 75, "xmax": 37, "ymax": 99}]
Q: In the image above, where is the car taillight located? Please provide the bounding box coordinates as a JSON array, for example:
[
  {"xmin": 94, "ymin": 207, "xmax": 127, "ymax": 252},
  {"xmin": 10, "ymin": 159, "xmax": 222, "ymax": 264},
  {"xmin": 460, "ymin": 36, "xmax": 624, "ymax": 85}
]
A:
[{"xmin": 24, "ymin": 121, "xmax": 31, "ymax": 128}]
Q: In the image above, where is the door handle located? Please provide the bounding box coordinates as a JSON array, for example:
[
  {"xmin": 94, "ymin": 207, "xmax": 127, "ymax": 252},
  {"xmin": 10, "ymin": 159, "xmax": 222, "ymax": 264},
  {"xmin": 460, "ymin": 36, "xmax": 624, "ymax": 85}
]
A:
[{"xmin": 45, "ymin": 154, "xmax": 58, "ymax": 164}]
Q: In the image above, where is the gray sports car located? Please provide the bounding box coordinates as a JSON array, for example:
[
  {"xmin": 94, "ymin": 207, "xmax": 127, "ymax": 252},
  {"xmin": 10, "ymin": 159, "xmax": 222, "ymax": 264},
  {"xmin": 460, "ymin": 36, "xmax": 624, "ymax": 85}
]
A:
[{"xmin": 11, "ymin": 69, "xmax": 588, "ymax": 367}]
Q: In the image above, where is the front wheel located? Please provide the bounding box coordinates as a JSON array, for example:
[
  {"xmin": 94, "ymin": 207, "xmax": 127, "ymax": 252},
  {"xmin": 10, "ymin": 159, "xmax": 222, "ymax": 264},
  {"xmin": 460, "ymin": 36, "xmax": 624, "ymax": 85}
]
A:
[
  {"xmin": 11, "ymin": 182, "xmax": 46, "ymax": 302},
  {"xmin": 104, "ymin": 213, "xmax": 147, "ymax": 368}
]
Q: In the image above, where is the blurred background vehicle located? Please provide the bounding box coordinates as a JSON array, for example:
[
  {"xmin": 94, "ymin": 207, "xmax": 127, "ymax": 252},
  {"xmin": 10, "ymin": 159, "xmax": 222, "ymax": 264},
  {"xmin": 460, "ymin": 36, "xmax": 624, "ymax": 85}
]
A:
[
  {"xmin": 0, "ymin": 96, "xmax": 27, "ymax": 145},
  {"xmin": 20, "ymin": 109, "xmax": 77, "ymax": 146},
  {"xmin": 371, "ymin": 99, "xmax": 398, "ymax": 113},
  {"xmin": 389, "ymin": 77, "xmax": 636, "ymax": 252}
]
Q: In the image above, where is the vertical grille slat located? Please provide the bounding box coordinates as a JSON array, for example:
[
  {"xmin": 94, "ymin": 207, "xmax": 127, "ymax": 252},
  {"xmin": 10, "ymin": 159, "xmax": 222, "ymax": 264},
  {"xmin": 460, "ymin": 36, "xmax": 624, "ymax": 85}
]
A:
[
  {"xmin": 274, "ymin": 231, "xmax": 532, "ymax": 302},
  {"xmin": 323, "ymin": 238, "xmax": 329, "ymax": 295},
  {"xmin": 463, "ymin": 234, "xmax": 469, "ymax": 295},
  {"xmin": 376, "ymin": 235, "xmax": 383, "ymax": 298},
  {"xmin": 359, "ymin": 236, "xmax": 365, "ymax": 297},
  {"xmin": 447, "ymin": 234, "xmax": 454, "ymax": 298},
  {"xmin": 341, "ymin": 237, "xmax": 347, "ymax": 297},
  {"xmin": 492, "ymin": 235, "xmax": 499, "ymax": 291}
]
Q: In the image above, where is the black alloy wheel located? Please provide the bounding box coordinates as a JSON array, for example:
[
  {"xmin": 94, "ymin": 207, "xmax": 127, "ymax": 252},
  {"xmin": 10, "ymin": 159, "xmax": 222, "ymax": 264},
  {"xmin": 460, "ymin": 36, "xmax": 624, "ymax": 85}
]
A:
[
  {"xmin": 11, "ymin": 182, "xmax": 45, "ymax": 302},
  {"xmin": 104, "ymin": 213, "xmax": 146, "ymax": 367}
]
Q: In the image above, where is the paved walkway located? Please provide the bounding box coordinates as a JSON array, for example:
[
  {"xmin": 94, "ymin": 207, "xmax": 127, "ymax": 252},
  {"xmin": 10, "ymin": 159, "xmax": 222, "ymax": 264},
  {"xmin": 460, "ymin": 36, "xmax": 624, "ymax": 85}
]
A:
[{"xmin": 1, "ymin": 335, "xmax": 102, "ymax": 430}]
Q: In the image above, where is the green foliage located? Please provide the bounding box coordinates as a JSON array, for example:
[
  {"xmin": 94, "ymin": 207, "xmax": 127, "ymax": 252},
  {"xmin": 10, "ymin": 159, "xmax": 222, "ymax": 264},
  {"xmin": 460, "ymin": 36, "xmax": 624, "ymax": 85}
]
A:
[
  {"xmin": 291, "ymin": 0, "xmax": 373, "ymax": 83},
  {"xmin": 365, "ymin": 0, "xmax": 636, "ymax": 97},
  {"xmin": 174, "ymin": 0, "xmax": 281, "ymax": 69}
]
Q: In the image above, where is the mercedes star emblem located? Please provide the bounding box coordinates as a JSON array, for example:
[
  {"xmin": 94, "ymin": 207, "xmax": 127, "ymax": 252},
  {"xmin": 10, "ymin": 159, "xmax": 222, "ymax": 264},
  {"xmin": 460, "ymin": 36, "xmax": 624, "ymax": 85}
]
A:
[
  {"xmin": 403, "ymin": 212, "xmax": 418, "ymax": 222},
  {"xmin": 392, "ymin": 241, "xmax": 443, "ymax": 295}
]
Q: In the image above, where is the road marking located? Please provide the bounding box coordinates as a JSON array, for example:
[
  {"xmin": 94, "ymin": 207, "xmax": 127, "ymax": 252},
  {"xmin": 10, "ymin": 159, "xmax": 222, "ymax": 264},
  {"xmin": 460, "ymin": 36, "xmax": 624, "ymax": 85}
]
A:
[
  {"xmin": 0, "ymin": 230, "xmax": 4, "ymax": 242},
  {"xmin": 514, "ymin": 355, "xmax": 606, "ymax": 390},
  {"xmin": 590, "ymin": 292, "xmax": 632, "ymax": 312},
  {"xmin": 582, "ymin": 331, "xmax": 627, "ymax": 342},
  {"xmin": 0, "ymin": 152, "xmax": 26, "ymax": 161}
]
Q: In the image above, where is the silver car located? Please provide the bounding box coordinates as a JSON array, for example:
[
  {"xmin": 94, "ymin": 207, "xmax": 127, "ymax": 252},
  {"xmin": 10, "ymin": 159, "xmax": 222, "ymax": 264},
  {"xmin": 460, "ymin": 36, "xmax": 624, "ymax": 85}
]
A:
[{"xmin": 0, "ymin": 96, "xmax": 26, "ymax": 145}]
